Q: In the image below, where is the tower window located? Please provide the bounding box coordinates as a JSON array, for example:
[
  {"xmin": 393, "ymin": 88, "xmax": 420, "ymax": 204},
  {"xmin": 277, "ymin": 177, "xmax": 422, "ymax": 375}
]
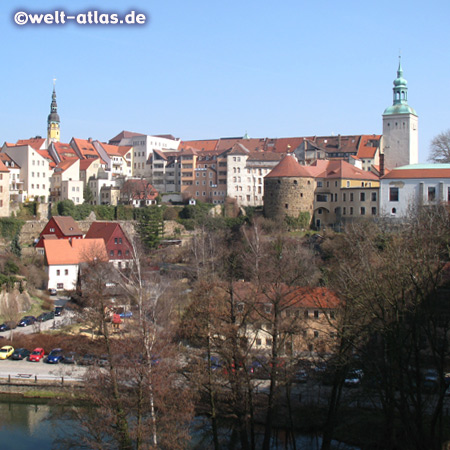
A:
[{"xmin": 389, "ymin": 187, "xmax": 399, "ymax": 202}]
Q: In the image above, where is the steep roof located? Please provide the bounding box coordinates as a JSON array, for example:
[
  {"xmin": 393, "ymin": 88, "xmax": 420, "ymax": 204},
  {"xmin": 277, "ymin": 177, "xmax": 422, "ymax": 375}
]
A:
[
  {"xmin": 265, "ymin": 154, "xmax": 314, "ymax": 178},
  {"xmin": 16, "ymin": 138, "xmax": 46, "ymax": 150},
  {"xmin": 71, "ymin": 138, "xmax": 103, "ymax": 160},
  {"xmin": 0, "ymin": 153, "xmax": 20, "ymax": 169},
  {"xmin": 79, "ymin": 158, "xmax": 100, "ymax": 171},
  {"xmin": 109, "ymin": 130, "xmax": 144, "ymax": 144},
  {"xmin": 313, "ymin": 160, "xmax": 379, "ymax": 181},
  {"xmin": 54, "ymin": 158, "xmax": 79, "ymax": 173},
  {"xmin": 0, "ymin": 160, "xmax": 9, "ymax": 173},
  {"xmin": 52, "ymin": 216, "xmax": 84, "ymax": 236},
  {"xmin": 357, "ymin": 135, "xmax": 381, "ymax": 159},
  {"xmin": 52, "ymin": 142, "xmax": 79, "ymax": 161},
  {"xmin": 96, "ymin": 142, "xmax": 123, "ymax": 157},
  {"xmin": 85, "ymin": 222, "xmax": 124, "ymax": 244},
  {"xmin": 382, "ymin": 164, "xmax": 450, "ymax": 179},
  {"xmin": 44, "ymin": 238, "xmax": 108, "ymax": 265}
]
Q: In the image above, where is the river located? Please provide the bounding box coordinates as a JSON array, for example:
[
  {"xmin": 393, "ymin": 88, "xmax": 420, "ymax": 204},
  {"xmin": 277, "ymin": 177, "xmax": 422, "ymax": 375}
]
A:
[{"xmin": 0, "ymin": 397, "xmax": 359, "ymax": 450}]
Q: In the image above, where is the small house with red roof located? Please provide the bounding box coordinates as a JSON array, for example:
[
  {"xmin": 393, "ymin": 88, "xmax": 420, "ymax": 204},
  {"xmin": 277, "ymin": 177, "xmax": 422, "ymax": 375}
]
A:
[
  {"xmin": 120, "ymin": 179, "xmax": 158, "ymax": 207},
  {"xmin": 36, "ymin": 216, "xmax": 84, "ymax": 253},
  {"xmin": 44, "ymin": 238, "xmax": 108, "ymax": 291},
  {"xmin": 85, "ymin": 222, "xmax": 133, "ymax": 268}
]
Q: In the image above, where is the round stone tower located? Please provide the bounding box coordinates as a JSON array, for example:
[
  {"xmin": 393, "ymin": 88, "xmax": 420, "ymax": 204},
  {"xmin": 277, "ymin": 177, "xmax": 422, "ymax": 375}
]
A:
[{"xmin": 264, "ymin": 154, "xmax": 315, "ymax": 223}]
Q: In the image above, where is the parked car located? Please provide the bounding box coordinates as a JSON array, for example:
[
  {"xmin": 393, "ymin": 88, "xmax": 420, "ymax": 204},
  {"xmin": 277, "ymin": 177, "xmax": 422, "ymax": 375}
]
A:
[
  {"xmin": 0, "ymin": 321, "xmax": 16, "ymax": 332},
  {"xmin": 119, "ymin": 311, "xmax": 133, "ymax": 319},
  {"xmin": 11, "ymin": 348, "xmax": 31, "ymax": 361},
  {"xmin": 37, "ymin": 311, "xmax": 55, "ymax": 322},
  {"xmin": 293, "ymin": 369, "xmax": 309, "ymax": 384},
  {"xmin": 29, "ymin": 348, "xmax": 45, "ymax": 362},
  {"xmin": 344, "ymin": 369, "xmax": 364, "ymax": 387},
  {"xmin": 78, "ymin": 354, "xmax": 96, "ymax": 366},
  {"xmin": 0, "ymin": 346, "xmax": 14, "ymax": 360},
  {"xmin": 61, "ymin": 352, "xmax": 79, "ymax": 365},
  {"xmin": 54, "ymin": 306, "xmax": 64, "ymax": 317},
  {"xmin": 18, "ymin": 316, "xmax": 37, "ymax": 327},
  {"xmin": 48, "ymin": 288, "xmax": 57, "ymax": 296},
  {"xmin": 46, "ymin": 348, "xmax": 64, "ymax": 364},
  {"xmin": 97, "ymin": 355, "xmax": 109, "ymax": 367}
]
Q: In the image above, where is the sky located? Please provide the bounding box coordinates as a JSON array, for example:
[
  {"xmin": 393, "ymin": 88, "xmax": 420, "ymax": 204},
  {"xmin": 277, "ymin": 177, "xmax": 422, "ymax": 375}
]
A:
[{"xmin": 0, "ymin": 0, "xmax": 449, "ymax": 162}]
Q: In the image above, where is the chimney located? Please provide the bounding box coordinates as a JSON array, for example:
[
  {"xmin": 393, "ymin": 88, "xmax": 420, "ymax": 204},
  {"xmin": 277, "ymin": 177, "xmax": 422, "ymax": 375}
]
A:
[
  {"xmin": 338, "ymin": 134, "xmax": 341, "ymax": 149},
  {"xmin": 380, "ymin": 153, "xmax": 385, "ymax": 177}
]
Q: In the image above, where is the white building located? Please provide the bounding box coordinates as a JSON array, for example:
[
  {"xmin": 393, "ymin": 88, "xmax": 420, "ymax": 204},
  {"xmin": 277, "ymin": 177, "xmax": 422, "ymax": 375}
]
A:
[
  {"xmin": 50, "ymin": 158, "xmax": 84, "ymax": 204},
  {"xmin": 1, "ymin": 144, "xmax": 53, "ymax": 202},
  {"xmin": 44, "ymin": 238, "xmax": 108, "ymax": 291},
  {"xmin": 109, "ymin": 131, "xmax": 180, "ymax": 177},
  {"xmin": 380, "ymin": 164, "xmax": 450, "ymax": 218}
]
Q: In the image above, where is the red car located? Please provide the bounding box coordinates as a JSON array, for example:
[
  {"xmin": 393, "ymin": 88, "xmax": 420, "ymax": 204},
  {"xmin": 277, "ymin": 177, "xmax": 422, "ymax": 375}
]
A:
[{"xmin": 29, "ymin": 348, "xmax": 45, "ymax": 362}]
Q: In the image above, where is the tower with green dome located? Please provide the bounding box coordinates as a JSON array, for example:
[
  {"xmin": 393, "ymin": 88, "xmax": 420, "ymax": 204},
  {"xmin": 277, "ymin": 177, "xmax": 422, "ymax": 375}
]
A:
[
  {"xmin": 382, "ymin": 58, "xmax": 418, "ymax": 169},
  {"xmin": 47, "ymin": 79, "xmax": 60, "ymax": 144}
]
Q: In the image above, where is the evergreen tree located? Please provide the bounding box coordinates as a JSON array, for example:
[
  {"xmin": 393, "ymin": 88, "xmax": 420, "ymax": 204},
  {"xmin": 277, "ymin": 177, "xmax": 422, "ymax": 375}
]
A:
[
  {"xmin": 10, "ymin": 232, "xmax": 21, "ymax": 258},
  {"xmin": 83, "ymin": 184, "xmax": 94, "ymax": 204},
  {"xmin": 136, "ymin": 206, "xmax": 164, "ymax": 249}
]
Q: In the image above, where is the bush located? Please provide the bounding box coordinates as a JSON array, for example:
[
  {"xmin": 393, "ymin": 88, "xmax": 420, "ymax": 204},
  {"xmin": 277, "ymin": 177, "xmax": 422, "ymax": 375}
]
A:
[
  {"xmin": 163, "ymin": 207, "xmax": 179, "ymax": 221},
  {"xmin": 0, "ymin": 218, "xmax": 24, "ymax": 239}
]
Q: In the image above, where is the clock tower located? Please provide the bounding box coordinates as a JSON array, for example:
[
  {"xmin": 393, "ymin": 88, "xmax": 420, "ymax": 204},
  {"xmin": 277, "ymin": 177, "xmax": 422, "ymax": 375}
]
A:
[{"xmin": 47, "ymin": 80, "xmax": 60, "ymax": 144}]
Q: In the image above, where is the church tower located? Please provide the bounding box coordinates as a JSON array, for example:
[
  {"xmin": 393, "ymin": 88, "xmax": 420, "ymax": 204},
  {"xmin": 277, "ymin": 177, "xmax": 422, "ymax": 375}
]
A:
[
  {"xmin": 382, "ymin": 58, "xmax": 418, "ymax": 169},
  {"xmin": 47, "ymin": 80, "xmax": 60, "ymax": 144}
]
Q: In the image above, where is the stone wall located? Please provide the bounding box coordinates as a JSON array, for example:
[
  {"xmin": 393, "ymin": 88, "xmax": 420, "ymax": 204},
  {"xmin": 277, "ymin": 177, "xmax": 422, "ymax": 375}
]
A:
[{"xmin": 264, "ymin": 177, "xmax": 315, "ymax": 224}]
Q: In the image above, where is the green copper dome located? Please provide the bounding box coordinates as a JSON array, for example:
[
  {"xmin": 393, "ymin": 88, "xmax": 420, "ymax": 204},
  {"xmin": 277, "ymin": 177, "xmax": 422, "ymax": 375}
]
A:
[{"xmin": 383, "ymin": 57, "xmax": 417, "ymax": 116}]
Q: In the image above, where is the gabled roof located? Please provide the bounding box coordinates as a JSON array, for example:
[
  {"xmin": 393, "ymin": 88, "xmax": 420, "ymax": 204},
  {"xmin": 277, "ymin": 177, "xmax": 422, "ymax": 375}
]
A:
[
  {"xmin": 96, "ymin": 142, "xmax": 123, "ymax": 157},
  {"xmin": 232, "ymin": 281, "xmax": 341, "ymax": 309},
  {"xmin": 52, "ymin": 216, "xmax": 84, "ymax": 236},
  {"xmin": 79, "ymin": 158, "xmax": 101, "ymax": 171},
  {"xmin": 216, "ymin": 137, "xmax": 266, "ymax": 152},
  {"xmin": 71, "ymin": 138, "xmax": 103, "ymax": 160},
  {"xmin": 44, "ymin": 238, "xmax": 108, "ymax": 265},
  {"xmin": 85, "ymin": 222, "xmax": 127, "ymax": 244},
  {"xmin": 117, "ymin": 146, "xmax": 132, "ymax": 156},
  {"xmin": 0, "ymin": 153, "xmax": 20, "ymax": 169},
  {"xmin": 266, "ymin": 137, "xmax": 310, "ymax": 153},
  {"xmin": 109, "ymin": 130, "xmax": 144, "ymax": 144},
  {"xmin": 52, "ymin": 142, "xmax": 79, "ymax": 161},
  {"xmin": 16, "ymin": 138, "xmax": 46, "ymax": 150},
  {"xmin": 180, "ymin": 140, "xmax": 219, "ymax": 151},
  {"xmin": 247, "ymin": 151, "xmax": 283, "ymax": 162},
  {"xmin": 381, "ymin": 164, "xmax": 450, "ymax": 179},
  {"xmin": 54, "ymin": 158, "xmax": 79, "ymax": 173},
  {"xmin": 0, "ymin": 160, "xmax": 9, "ymax": 173},
  {"xmin": 357, "ymin": 135, "xmax": 381, "ymax": 159},
  {"xmin": 308, "ymin": 159, "xmax": 379, "ymax": 181},
  {"xmin": 228, "ymin": 143, "xmax": 250, "ymax": 155},
  {"xmin": 265, "ymin": 154, "xmax": 314, "ymax": 178}
]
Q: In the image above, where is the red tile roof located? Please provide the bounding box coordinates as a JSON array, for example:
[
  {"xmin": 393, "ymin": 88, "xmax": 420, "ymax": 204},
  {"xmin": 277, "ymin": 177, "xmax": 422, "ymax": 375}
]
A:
[
  {"xmin": 52, "ymin": 142, "xmax": 79, "ymax": 161},
  {"xmin": 16, "ymin": 138, "xmax": 46, "ymax": 150},
  {"xmin": 85, "ymin": 222, "xmax": 124, "ymax": 243},
  {"xmin": 71, "ymin": 138, "xmax": 103, "ymax": 160},
  {"xmin": 0, "ymin": 153, "xmax": 20, "ymax": 169},
  {"xmin": 266, "ymin": 154, "xmax": 314, "ymax": 178},
  {"xmin": 52, "ymin": 216, "xmax": 84, "ymax": 237},
  {"xmin": 54, "ymin": 158, "xmax": 78, "ymax": 173},
  {"xmin": 357, "ymin": 135, "xmax": 381, "ymax": 159},
  {"xmin": 109, "ymin": 130, "xmax": 144, "ymax": 144},
  {"xmin": 96, "ymin": 142, "xmax": 123, "ymax": 157},
  {"xmin": 44, "ymin": 238, "xmax": 108, "ymax": 265},
  {"xmin": 0, "ymin": 160, "xmax": 9, "ymax": 173},
  {"xmin": 180, "ymin": 140, "xmax": 219, "ymax": 151},
  {"xmin": 79, "ymin": 158, "xmax": 100, "ymax": 170},
  {"xmin": 312, "ymin": 160, "xmax": 379, "ymax": 181},
  {"xmin": 382, "ymin": 167, "xmax": 450, "ymax": 179}
]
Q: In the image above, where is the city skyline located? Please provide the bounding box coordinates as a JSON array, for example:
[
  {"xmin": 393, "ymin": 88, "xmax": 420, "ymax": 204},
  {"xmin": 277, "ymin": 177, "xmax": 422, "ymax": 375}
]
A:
[{"xmin": 1, "ymin": 0, "xmax": 449, "ymax": 162}]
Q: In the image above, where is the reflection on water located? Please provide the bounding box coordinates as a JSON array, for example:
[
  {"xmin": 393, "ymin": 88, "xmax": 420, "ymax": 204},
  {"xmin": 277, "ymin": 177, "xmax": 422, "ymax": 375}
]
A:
[{"xmin": 0, "ymin": 399, "xmax": 360, "ymax": 450}]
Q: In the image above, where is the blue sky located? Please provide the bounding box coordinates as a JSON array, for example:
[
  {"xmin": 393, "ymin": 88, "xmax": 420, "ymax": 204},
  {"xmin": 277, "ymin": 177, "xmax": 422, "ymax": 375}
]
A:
[{"xmin": 1, "ymin": 0, "xmax": 449, "ymax": 162}]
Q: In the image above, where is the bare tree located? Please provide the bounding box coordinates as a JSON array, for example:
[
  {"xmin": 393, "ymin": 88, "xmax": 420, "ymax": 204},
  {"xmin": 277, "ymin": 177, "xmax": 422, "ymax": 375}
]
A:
[{"xmin": 428, "ymin": 129, "xmax": 450, "ymax": 163}]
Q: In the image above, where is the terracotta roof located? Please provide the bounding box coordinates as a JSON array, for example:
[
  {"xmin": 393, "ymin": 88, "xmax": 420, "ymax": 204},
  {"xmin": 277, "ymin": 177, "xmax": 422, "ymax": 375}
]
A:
[
  {"xmin": 266, "ymin": 154, "xmax": 314, "ymax": 178},
  {"xmin": 232, "ymin": 281, "xmax": 340, "ymax": 309},
  {"xmin": 382, "ymin": 165, "xmax": 450, "ymax": 180},
  {"xmin": 228, "ymin": 143, "xmax": 250, "ymax": 155},
  {"xmin": 0, "ymin": 153, "xmax": 19, "ymax": 169},
  {"xmin": 357, "ymin": 135, "xmax": 381, "ymax": 159},
  {"xmin": 180, "ymin": 140, "xmax": 219, "ymax": 151},
  {"xmin": 54, "ymin": 158, "xmax": 78, "ymax": 173},
  {"xmin": 96, "ymin": 142, "xmax": 123, "ymax": 157},
  {"xmin": 0, "ymin": 160, "xmax": 9, "ymax": 173},
  {"xmin": 266, "ymin": 137, "xmax": 310, "ymax": 153},
  {"xmin": 44, "ymin": 238, "xmax": 108, "ymax": 265},
  {"xmin": 313, "ymin": 160, "xmax": 379, "ymax": 181},
  {"xmin": 85, "ymin": 222, "xmax": 124, "ymax": 243},
  {"xmin": 52, "ymin": 216, "xmax": 84, "ymax": 236},
  {"xmin": 16, "ymin": 138, "xmax": 46, "ymax": 150},
  {"xmin": 71, "ymin": 138, "xmax": 103, "ymax": 160},
  {"xmin": 117, "ymin": 146, "xmax": 132, "ymax": 156},
  {"xmin": 52, "ymin": 142, "xmax": 79, "ymax": 161},
  {"xmin": 79, "ymin": 158, "xmax": 100, "ymax": 171},
  {"xmin": 247, "ymin": 151, "xmax": 283, "ymax": 162},
  {"xmin": 216, "ymin": 137, "xmax": 266, "ymax": 152}
]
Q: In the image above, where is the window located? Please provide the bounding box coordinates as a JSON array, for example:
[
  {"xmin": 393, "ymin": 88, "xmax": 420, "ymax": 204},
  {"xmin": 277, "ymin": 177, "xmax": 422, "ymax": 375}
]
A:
[
  {"xmin": 314, "ymin": 331, "xmax": 319, "ymax": 338},
  {"xmin": 266, "ymin": 338, "xmax": 273, "ymax": 346},
  {"xmin": 343, "ymin": 193, "xmax": 346, "ymax": 201},
  {"xmin": 335, "ymin": 181, "xmax": 338, "ymax": 187},
  {"xmin": 372, "ymin": 207, "xmax": 377, "ymax": 215},
  {"xmin": 350, "ymin": 193, "xmax": 354, "ymax": 202},
  {"xmin": 118, "ymin": 250, "xmax": 122, "ymax": 257},
  {"xmin": 428, "ymin": 186, "xmax": 436, "ymax": 202},
  {"xmin": 346, "ymin": 181, "xmax": 350, "ymax": 187},
  {"xmin": 389, "ymin": 187, "xmax": 399, "ymax": 202},
  {"xmin": 371, "ymin": 192, "xmax": 377, "ymax": 201},
  {"xmin": 317, "ymin": 181, "xmax": 323, "ymax": 187},
  {"xmin": 56, "ymin": 270, "xmax": 60, "ymax": 276},
  {"xmin": 350, "ymin": 207, "xmax": 354, "ymax": 215},
  {"xmin": 330, "ymin": 311, "xmax": 336, "ymax": 319},
  {"xmin": 343, "ymin": 207, "xmax": 346, "ymax": 215},
  {"xmin": 360, "ymin": 192, "xmax": 365, "ymax": 201},
  {"xmin": 304, "ymin": 310, "xmax": 309, "ymax": 318},
  {"xmin": 64, "ymin": 269, "xmax": 68, "ymax": 275},
  {"xmin": 110, "ymin": 250, "xmax": 114, "ymax": 257},
  {"xmin": 360, "ymin": 207, "xmax": 366, "ymax": 215},
  {"xmin": 114, "ymin": 238, "xmax": 118, "ymax": 244},
  {"xmin": 57, "ymin": 283, "xmax": 64, "ymax": 289},
  {"xmin": 314, "ymin": 310, "xmax": 319, "ymax": 318},
  {"xmin": 256, "ymin": 338, "xmax": 261, "ymax": 346},
  {"xmin": 119, "ymin": 238, "xmax": 122, "ymax": 244}
]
